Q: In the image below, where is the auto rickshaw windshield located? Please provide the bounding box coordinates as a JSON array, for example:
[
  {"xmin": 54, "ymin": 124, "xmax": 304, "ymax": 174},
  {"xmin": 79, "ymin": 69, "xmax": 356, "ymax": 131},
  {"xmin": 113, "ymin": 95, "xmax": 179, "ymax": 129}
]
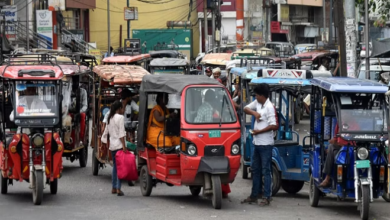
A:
[
  {"xmin": 14, "ymin": 82, "xmax": 58, "ymax": 118},
  {"xmin": 185, "ymin": 87, "xmax": 237, "ymax": 124},
  {"xmin": 338, "ymin": 93, "xmax": 388, "ymax": 133}
]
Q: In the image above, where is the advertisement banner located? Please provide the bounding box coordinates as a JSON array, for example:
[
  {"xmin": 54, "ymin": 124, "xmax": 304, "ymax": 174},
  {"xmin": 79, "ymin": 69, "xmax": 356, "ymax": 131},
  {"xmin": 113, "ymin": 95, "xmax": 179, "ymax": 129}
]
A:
[
  {"xmin": 36, "ymin": 10, "xmax": 53, "ymax": 49},
  {"xmin": 89, "ymin": 49, "xmax": 102, "ymax": 64},
  {"xmin": 1, "ymin": 6, "xmax": 17, "ymax": 41}
]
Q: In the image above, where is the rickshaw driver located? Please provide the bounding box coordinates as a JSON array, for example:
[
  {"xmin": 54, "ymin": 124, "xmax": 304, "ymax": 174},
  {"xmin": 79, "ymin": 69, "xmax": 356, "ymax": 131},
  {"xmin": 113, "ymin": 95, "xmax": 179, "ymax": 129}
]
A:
[
  {"xmin": 319, "ymin": 112, "xmax": 360, "ymax": 187},
  {"xmin": 146, "ymin": 93, "xmax": 180, "ymax": 149},
  {"xmin": 70, "ymin": 82, "xmax": 88, "ymax": 144}
]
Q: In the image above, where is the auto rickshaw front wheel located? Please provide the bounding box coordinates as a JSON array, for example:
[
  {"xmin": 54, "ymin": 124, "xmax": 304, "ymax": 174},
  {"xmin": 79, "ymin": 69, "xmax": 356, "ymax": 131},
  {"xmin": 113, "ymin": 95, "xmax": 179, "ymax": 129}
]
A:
[
  {"xmin": 140, "ymin": 165, "xmax": 153, "ymax": 196},
  {"xmin": 1, "ymin": 173, "xmax": 7, "ymax": 194},
  {"xmin": 360, "ymin": 185, "xmax": 370, "ymax": 220},
  {"xmin": 309, "ymin": 175, "xmax": 320, "ymax": 207},
  {"xmin": 32, "ymin": 170, "xmax": 44, "ymax": 205},
  {"xmin": 50, "ymin": 179, "xmax": 58, "ymax": 195},
  {"xmin": 211, "ymin": 175, "xmax": 222, "ymax": 209},
  {"xmin": 79, "ymin": 147, "xmax": 88, "ymax": 168}
]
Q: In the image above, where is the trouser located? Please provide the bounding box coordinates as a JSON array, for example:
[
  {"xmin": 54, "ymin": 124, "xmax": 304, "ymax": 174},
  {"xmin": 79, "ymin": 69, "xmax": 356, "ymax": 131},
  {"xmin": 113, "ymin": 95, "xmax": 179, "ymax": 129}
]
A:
[
  {"xmin": 111, "ymin": 150, "xmax": 121, "ymax": 190},
  {"xmin": 250, "ymin": 145, "xmax": 273, "ymax": 199},
  {"xmin": 323, "ymin": 144, "xmax": 341, "ymax": 175}
]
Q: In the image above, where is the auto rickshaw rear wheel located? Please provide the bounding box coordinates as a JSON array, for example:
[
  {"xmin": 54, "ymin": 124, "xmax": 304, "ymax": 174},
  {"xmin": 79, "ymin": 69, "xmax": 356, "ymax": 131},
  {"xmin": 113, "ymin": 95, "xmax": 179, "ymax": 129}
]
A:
[
  {"xmin": 309, "ymin": 175, "xmax": 320, "ymax": 207},
  {"xmin": 32, "ymin": 170, "xmax": 44, "ymax": 205},
  {"xmin": 189, "ymin": 186, "xmax": 201, "ymax": 196},
  {"xmin": 211, "ymin": 175, "xmax": 222, "ymax": 209},
  {"xmin": 0, "ymin": 173, "xmax": 7, "ymax": 194},
  {"xmin": 140, "ymin": 165, "xmax": 153, "ymax": 196},
  {"xmin": 92, "ymin": 147, "xmax": 99, "ymax": 176},
  {"xmin": 79, "ymin": 146, "xmax": 88, "ymax": 168},
  {"xmin": 281, "ymin": 180, "xmax": 304, "ymax": 194},
  {"xmin": 382, "ymin": 194, "xmax": 390, "ymax": 202},
  {"xmin": 50, "ymin": 179, "xmax": 58, "ymax": 195},
  {"xmin": 241, "ymin": 158, "xmax": 249, "ymax": 179},
  {"xmin": 360, "ymin": 185, "xmax": 370, "ymax": 220},
  {"xmin": 271, "ymin": 165, "xmax": 281, "ymax": 196}
]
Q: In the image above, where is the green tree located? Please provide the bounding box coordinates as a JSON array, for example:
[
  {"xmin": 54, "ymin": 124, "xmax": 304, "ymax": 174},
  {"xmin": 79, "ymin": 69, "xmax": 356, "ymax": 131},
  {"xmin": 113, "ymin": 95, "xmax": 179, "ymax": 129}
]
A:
[{"xmin": 356, "ymin": 0, "xmax": 390, "ymax": 27}]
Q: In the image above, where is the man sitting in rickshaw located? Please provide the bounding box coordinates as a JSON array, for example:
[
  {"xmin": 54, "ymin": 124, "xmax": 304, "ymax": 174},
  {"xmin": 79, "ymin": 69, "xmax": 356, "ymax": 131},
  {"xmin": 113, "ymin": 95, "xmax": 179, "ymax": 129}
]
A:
[
  {"xmin": 212, "ymin": 67, "xmax": 222, "ymax": 79},
  {"xmin": 194, "ymin": 89, "xmax": 216, "ymax": 123},
  {"xmin": 146, "ymin": 93, "xmax": 180, "ymax": 149},
  {"xmin": 319, "ymin": 112, "xmax": 360, "ymax": 187}
]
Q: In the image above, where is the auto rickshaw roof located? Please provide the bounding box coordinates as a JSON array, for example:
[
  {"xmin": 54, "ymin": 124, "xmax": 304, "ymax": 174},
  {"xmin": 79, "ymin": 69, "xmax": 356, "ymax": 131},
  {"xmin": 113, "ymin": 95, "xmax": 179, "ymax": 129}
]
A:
[
  {"xmin": 60, "ymin": 65, "xmax": 90, "ymax": 75},
  {"xmin": 149, "ymin": 50, "xmax": 181, "ymax": 58},
  {"xmin": 200, "ymin": 53, "xmax": 232, "ymax": 65},
  {"xmin": 93, "ymin": 65, "xmax": 150, "ymax": 84},
  {"xmin": 150, "ymin": 58, "xmax": 189, "ymax": 67},
  {"xmin": 140, "ymin": 74, "xmax": 221, "ymax": 94},
  {"xmin": 0, "ymin": 65, "xmax": 64, "ymax": 80},
  {"xmin": 292, "ymin": 50, "xmax": 338, "ymax": 61},
  {"xmin": 311, "ymin": 77, "xmax": 388, "ymax": 93},
  {"xmin": 251, "ymin": 77, "xmax": 311, "ymax": 86},
  {"xmin": 102, "ymin": 54, "xmax": 151, "ymax": 63}
]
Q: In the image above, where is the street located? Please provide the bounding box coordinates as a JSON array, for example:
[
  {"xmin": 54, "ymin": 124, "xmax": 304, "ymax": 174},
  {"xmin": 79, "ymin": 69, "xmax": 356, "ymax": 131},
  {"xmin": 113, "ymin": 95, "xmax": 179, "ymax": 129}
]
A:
[{"xmin": 0, "ymin": 119, "xmax": 389, "ymax": 220}]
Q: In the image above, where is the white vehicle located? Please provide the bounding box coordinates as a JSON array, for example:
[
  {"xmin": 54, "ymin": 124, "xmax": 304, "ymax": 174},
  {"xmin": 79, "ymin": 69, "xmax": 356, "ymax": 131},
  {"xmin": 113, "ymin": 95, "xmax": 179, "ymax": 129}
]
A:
[{"xmin": 357, "ymin": 58, "xmax": 390, "ymax": 80}]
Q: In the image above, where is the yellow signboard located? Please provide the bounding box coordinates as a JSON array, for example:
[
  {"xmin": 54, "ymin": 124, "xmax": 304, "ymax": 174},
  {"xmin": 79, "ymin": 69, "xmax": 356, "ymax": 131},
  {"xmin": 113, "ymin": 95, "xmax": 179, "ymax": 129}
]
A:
[
  {"xmin": 278, "ymin": 5, "xmax": 289, "ymax": 22},
  {"xmin": 89, "ymin": 49, "xmax": 102, "ymax": 65}
]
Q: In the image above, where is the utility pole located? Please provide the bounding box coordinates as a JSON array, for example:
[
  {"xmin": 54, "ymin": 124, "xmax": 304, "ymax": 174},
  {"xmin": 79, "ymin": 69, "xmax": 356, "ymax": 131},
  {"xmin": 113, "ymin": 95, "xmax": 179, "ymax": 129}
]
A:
[
  {"xmin": 26, "ymin": 1, "xmax": 29, "ymax": 52},
  {"xmin": 212, "ymin": 6, "xmax": 215, "ymax": 52},
  {"xmin": 236, "ymin": 0, "xmax": 244, "ymax": 42},
  {"xmin": 336, "ymin": 0, "xmax": 347, "ymax": 76},
  {"xmin": 107, "ymin": 0, "xmax": 110, "ymax": 55},
  {"xmin": 364, "ymin": 0, "xmax": 370, "ymax": 79},
  {"xmin": 322, "ymin": 0, "xmax": 326, "ymax": 43},
  {"xmin": 329, "ymin": 0, "xmax": 333, "ymax": 44},
  {"xmin": 217, "ymin": 0, "xmax": 221, "ymax": 53},
  {"xmin": 345, "ymin": 0, "xmax": 357, "ymax": 77},
  {"xmin": 204, "ymin": 0, "xmax": 208, "ymax": 52},
  {"xmin": 127, "ymin": 0, "xmax": 130, "ymax": 39}
]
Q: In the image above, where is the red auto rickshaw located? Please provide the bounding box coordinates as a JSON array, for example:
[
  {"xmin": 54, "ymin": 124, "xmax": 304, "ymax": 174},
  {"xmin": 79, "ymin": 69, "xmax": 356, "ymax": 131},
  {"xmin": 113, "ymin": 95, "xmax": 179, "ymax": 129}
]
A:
[
  {"xmin": 0, "ymin": 54, "xmax": 64, "ymax": 205},
  {"xmin": 137, "ymin": 74, "xmax": 241, "ymax": 209}
]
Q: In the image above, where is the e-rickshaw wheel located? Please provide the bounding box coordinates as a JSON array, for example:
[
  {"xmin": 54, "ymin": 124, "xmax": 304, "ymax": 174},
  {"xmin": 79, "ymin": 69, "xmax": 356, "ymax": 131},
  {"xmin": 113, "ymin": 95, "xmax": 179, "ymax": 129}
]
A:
[
  {"xmin": 360, "ymin": 185, "xmax": 370, "ymax": 220},
  {"xmin": 271, "ymin": 165, "xmax": 281, "ymax": 196},
  {"xmin": 32, "ymin": 170, "xmax": 44, "ymax": 205},
  {"xmin": 211, "ymin": 175, "xmax": 222, "ymax": 209},
  {"xmin": 92, "ymin": 147, "xmax": 99, "ymax": 176},
  {"xmin": 382, "ymin": 194, "xmax": 390, "ymax": 202},
  {"xmin": 189, "ymin": 186, "xmax": 201, "ymax": 196},
  {"xmin": 309, "ymin": 174, "xmax": 320, "ymax": 207},
  {"xmin": 79, "ymin": 146, "xmax": 88, "ymax": 168},
  {"xmin": 140, "ymin": 165, "xmax": 153, "ymax": 196},
  {"xmin": 241, "ymin": 158, "xmax": 249, "ymax": 179},
  {"xmin": 281, "ymin": 180, "xmax": 304, "ymax": 194},
  {"xmin": 0, "ymin": 173, "xmax": 8, "ymax": 194},
  {"xmin": 50, "ymin": 179, "xmax": 58, "ymax": 195}
]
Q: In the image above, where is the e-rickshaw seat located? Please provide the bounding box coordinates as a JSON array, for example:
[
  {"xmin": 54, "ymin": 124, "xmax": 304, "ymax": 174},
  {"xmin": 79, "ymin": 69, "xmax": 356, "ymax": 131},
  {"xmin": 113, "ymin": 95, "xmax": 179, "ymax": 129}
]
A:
[{"xmin": 274, "ymin": 140, "xmax": 299, "ymax": 147}]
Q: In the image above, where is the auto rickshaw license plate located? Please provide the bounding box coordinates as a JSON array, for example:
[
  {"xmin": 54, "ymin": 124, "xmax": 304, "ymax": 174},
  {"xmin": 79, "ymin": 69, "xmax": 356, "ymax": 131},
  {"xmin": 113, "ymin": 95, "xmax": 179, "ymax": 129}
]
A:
[
  {"xmin": 356, "ymin": 160, "xmax": 370, "ymax": 169},
  {"xmin": 209, "ymin": 130, "xmax": 221, "ymax": 138}
]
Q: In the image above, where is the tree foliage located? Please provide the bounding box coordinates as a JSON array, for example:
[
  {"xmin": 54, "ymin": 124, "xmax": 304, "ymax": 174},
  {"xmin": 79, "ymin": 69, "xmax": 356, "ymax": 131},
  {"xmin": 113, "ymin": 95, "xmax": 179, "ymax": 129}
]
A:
[{"xmin": 355, "ymin": 0, "xmax": 390, "ymax": 27}]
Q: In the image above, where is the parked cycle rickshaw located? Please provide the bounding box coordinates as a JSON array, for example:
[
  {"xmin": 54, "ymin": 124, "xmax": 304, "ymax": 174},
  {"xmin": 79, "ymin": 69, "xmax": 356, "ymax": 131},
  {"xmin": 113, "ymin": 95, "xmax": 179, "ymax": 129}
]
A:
[
  {"xmin": 308, "ymin": 77, "xmax": 389, "ymax": 220},
  {"xmin": 137, "ymin": 74, "xmax": 241, "ymax": 209},
  {"xmin": 0, "ymin": 54, "xmax": 65, "ymax": 205}
]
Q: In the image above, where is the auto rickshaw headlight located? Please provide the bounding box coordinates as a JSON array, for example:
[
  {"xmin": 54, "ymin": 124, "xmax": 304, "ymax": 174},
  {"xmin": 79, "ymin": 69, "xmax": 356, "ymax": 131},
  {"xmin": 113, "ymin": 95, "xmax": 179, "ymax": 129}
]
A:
[
  {"xmin": 33, "ymin": 135, "xmax": 44, "ymax": 148},
  {"xmin": 357, "ymin": 147, "xmax": 369, "ymax": 160},
  {"xmin": 232, "ymin": 144, "xmax": 240, "ymax": 155},
  {"xmin": 188, "ymin": 144, "xmax": 197, "ymax": 156}
]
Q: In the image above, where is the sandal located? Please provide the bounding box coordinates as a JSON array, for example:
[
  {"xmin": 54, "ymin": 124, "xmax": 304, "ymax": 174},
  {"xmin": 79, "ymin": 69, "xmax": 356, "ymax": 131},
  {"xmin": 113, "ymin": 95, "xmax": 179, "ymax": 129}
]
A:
[
  {"xmin": 117, "ymin": 190, "xmax": 124, "ymax": 196},
  {"xmin": 259, "ymin": 198, "xmax": 270, "ymax": 207},
  {"xmin": 241, "ymin": 197, "xmax": 257, "ymax": 204}
]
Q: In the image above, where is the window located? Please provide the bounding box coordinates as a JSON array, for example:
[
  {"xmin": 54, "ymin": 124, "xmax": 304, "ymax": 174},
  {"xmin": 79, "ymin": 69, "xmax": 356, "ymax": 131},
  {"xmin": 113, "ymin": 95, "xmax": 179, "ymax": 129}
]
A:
[
  {"xmin": 185, "ymin": 87, "xmax": 237, "ymax": 124},
  {"xmin": 14, "ymin": 81, "xmax": 58, "ymax": 118}
]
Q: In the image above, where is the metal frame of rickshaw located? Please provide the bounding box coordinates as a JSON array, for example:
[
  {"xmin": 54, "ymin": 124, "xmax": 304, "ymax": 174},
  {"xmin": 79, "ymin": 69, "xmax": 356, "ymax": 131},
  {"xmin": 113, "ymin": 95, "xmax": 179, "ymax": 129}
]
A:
[
  {"xmin": 199, "ymin": 53, "xmax": 232, "ymax": 76},
  {"xmin": 291, "ymin": 50, "xmax": 338, "ymax": 72},
  {"xmin": 149, "ymin": 58, "xmax": 190, "ymax": 75},
  {"xmin": 136, "ymin": 74, "xmax": 241, "ymax": 209},
  {"xmin": 61, "ymin": 64, "xmax": 93, "ymax": 168},
  {"xmin": 91, "ymin": 65, "xmax": 149, "ymax": 177},
  {"xmin": 0, "ymin": 54, "xmax": 65, "ymax": 205},
  {"xmin": 308, "ymin": 77, "xmax": 389, "ymax": 220}
]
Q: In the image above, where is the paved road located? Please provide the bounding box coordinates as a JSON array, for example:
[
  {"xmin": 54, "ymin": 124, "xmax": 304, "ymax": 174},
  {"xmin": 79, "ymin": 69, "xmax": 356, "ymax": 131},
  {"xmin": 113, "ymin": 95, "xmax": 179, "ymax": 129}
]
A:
[{"xmin": 0, "ymin": 119, "xmax": 390, "ymax": 220}]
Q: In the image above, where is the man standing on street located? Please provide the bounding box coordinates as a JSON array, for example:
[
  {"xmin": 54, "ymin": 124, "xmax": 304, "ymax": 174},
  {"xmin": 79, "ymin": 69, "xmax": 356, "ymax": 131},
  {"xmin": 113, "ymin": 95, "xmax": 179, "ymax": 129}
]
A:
[{"xmin": 241, "ymin": 83, "xmax": 278, "ymax": 206}]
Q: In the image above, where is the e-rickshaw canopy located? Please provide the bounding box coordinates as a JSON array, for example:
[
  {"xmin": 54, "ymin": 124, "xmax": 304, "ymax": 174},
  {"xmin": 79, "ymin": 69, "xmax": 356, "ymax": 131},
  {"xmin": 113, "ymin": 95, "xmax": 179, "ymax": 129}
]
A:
[
  {"xmin": 149, "ymin": 50, "xmax": 182, "ymax": 58},
  {"xmin": 200, "ymin": 53, "xmax": 232, "ymax": 65},
  {"xmin": 150, "ymin": 58, "xmax": 189, "ymax": 67},
  {"xmin": 93, "ymin": 65, "xmax": 150, "ymax": 84},
  {"xmin": 311, "ymin": 77, "xmax": 388, "ymax": 93},
  {"xmin": 102, "ymin": 54, "xmax": 151, "ymax": 64},
  {"xmin": 137, "ymin": 74, "xmax": 222, "ymax": 149}
]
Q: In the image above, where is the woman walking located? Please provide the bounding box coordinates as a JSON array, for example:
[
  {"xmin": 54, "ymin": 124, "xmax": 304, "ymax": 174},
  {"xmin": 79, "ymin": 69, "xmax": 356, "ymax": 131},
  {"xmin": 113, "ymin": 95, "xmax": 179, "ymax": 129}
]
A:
[{"xmin": 102, "ymin": 101, "xmax": 127, "ymax": 196}]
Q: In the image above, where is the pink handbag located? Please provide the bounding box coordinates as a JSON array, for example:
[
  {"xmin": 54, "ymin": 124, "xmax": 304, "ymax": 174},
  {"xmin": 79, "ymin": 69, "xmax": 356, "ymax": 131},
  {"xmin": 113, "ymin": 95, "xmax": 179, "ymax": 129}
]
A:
[{"xmin": 115, "ymin": 151, "xmax": 138, "ymax": 181}]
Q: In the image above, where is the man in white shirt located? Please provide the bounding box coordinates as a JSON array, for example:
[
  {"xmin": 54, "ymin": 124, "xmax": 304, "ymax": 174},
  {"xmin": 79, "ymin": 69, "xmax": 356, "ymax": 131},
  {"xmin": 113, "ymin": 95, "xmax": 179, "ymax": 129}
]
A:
[
  {"xmin": 241, "ymin": 83, "xmax": 278, "ymax": 206},
  {"xmin": 318, "ymin": 59, "xmax": 329, "ymax": 71}
]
